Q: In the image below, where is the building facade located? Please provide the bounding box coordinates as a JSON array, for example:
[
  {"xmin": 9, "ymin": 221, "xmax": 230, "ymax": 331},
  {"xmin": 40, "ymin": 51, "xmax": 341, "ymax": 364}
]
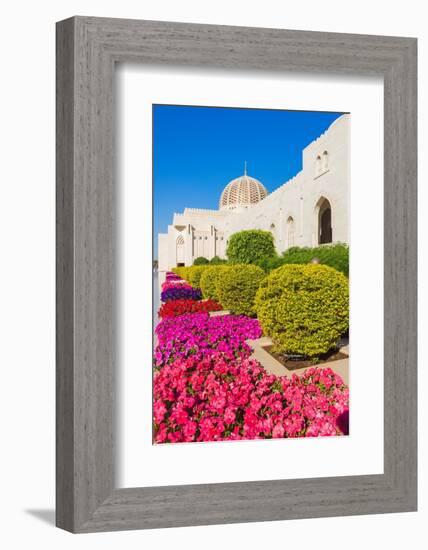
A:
[{"xmin": 158, "ymin": 114, "xmax": 349, "ymax": 272}]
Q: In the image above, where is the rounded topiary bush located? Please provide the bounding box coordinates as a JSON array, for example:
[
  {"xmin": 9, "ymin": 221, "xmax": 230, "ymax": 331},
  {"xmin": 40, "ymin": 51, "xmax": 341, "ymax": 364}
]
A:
[
  {"xmin": 185, "ymin": 265, "xmax": 209, "ymax": 288},
  {"xmin": 200, "ymin": 265, "xmax": 231, "ymax": 301},
  {"xmin": 193, "ymin": 256, "xmax": 209, "ymax": 265},
  {"xmin": 255, "ymin": 264, "xmax": 349, "ymax": 357},
  {"xmin": 216, "ymin": 264, "xmax": 265, "ymax": 316},
  {"xmin": 226, "ymin": 230, "xmax": 276, "ymax": 265}
]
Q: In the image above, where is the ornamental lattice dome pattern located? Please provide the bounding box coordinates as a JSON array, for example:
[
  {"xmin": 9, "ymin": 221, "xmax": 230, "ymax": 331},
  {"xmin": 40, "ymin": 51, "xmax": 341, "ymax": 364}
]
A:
[{"xmin": 219, "ymin": 172, "xmax": 268, "ymax": 211}]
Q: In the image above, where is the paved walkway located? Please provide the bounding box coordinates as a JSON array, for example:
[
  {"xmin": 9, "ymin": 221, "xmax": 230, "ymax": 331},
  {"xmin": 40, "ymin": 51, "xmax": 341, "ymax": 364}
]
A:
[{"xmin": 246, "ymin": 336, "xmax": 349, "ymax": 385}]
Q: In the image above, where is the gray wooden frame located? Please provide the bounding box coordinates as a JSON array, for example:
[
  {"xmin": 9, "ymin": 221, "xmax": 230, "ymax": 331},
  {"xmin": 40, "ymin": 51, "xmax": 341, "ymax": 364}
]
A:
[{"xmin": 56, "ymin": 16, "xmax": 417, "ymax": 533}]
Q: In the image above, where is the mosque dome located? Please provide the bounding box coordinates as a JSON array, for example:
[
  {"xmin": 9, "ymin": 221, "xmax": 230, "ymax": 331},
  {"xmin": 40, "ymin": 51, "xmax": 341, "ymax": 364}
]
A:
[{"xmin": 219, "ymin": 166, "xmax": 268, "ymax": 211}]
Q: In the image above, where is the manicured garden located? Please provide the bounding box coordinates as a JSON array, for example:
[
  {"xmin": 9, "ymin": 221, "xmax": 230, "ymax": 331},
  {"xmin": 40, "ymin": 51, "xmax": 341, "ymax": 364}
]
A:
[{"xmin": 153, "ymin": 235, "xmax": 350, "ymax": 444}]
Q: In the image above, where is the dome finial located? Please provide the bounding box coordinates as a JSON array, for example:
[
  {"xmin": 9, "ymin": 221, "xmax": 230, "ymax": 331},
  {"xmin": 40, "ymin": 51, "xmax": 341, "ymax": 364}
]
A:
[{"xmin": 244, "ymin": 160, "xmax": 247, "ymax": 176}]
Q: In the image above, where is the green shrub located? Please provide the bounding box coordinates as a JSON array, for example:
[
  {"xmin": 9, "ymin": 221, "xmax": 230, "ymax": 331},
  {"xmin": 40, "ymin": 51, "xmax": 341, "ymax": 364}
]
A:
[
  {"xmin": 281, "ymin": 243, "xmax": 349, "ymax": 276},
  {"xmin": 216, "ymin": 264, "xmax": 266, "ymax": 316},
  {"xmin": 193, "ymin": 256, "xmax": 210, "ymax": 265},
  {"xmin": 255, "ymin": 264, "xmax": 349, "ymax": 357},
  {"xmin": 200, "ymin": 265, "xmax": 231, "ymax": 301},
  {"xmin": 254, "ymin": 255, "xmax": 284, "ymax": 273},
  {"xmin": 210, "ymin": 255, "xmax": 228, "ymax": 265},
  {"xmin": 226, "ymin": 230, "xmax": 276, "ymax": 265},
  {"xmin": 172, "ymin": 266, "xmax": 189, "ymax": 279},
  {"xmin": 185, "ymin": 265, "xmax": 209, "ymax": 288}
]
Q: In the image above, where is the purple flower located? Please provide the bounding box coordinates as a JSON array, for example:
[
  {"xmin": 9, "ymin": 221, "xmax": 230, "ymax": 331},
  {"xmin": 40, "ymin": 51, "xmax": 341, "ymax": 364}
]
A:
[{"xmin": 161, "ymin": 286, "xmax": 202, "ymax": 303}]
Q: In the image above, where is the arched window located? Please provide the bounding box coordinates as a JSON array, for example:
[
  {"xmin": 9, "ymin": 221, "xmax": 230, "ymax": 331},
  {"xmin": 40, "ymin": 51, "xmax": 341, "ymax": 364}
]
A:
[
  {"xmin": 317, "ymin": 197, "xmax": 332, "ymax": 244},
  {"xmin": 286, "ymin": 216, "xmax": 295, "ymax": 248},
  {"xmin": 315, "ymin": 155, "xmax": 322, "ymax": 177},
  {"xmin": 270, "ymin": 223, "xmax": 276, "ymax": 247},
  {"xmin": 176, "ymin": 235, "xmax": 185, "ymax": 265},
  {"xmin": 322, "ymin": 150, "xmax": 329, "ymax": 172}
]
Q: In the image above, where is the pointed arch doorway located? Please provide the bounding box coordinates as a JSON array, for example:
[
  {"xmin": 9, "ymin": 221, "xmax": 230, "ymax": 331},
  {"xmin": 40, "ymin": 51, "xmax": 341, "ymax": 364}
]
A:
[{"xmin": 317, "ymin": 197, "xmax": 332, "ymax": 244}]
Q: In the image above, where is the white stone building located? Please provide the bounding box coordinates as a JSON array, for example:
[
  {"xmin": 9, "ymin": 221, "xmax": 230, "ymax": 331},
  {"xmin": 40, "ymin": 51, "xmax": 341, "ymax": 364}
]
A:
[{"xmin": 158, "ymin": 114, "xmax": 349, "ymax": 272}]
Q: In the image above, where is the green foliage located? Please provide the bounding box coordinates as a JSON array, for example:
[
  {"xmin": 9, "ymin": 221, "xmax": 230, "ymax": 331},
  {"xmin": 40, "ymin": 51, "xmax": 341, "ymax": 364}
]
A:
[
  {"xmin": 226, "ymin": 230, "xmax": 276, "ymax": 265},
  {"xmin": 185, "ymin": 265, "xmax": 209, "ymax": 288},
  {"xmin": 254, "ymin": 255, "xmax": 284, "ymax": 273},
  {"xmin": 172, "ymin": 266, "xmax": 189, "ymax": 279},
  {"xmin": 210, "ymin": 255, "xmax": 228, "ymax": 265},
  {"xmin": 255, "ymin": 264, "xmax": 349, "ymax": 357},
  {"xmin": 217, "ymin": 264, "xmax": 266, "ymax": 316},
  {"xmin": 193, "ymin": 256, "xmax": 210, "ymax": 265},
  {"xmin": 254, "ymin": 243, "xmax": 349, "ymax": 276},
  {"xmin": 283, "ymin": 243, "xmax": 349, "ymax": 276},
  {"xmin": 199, "ymin": 265, "xmax": 231, "ymax": 301}
]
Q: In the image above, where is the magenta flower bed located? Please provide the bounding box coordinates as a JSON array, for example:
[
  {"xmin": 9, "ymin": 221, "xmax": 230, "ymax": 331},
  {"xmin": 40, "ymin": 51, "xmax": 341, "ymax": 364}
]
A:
[
  {"xmin": 153, "ymin": 355, "xmax": 349, "ymax": 443},
  {"xmin": 165, "ymin": 272, "xmax": 182, "ymax": 281},
  {"xmin": 161, "ymin": 281, "xmax": 193, "ymax": 292},
  {"xmin": 154, "ymin": 312, "xmax": 262, "ymax": 367}
]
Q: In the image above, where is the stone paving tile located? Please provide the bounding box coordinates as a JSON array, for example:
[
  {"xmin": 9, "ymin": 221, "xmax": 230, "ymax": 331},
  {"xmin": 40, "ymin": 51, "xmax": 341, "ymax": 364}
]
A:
[{"xmin": 209, "ymin": 310, "xmax": 231, "ymax": 317}]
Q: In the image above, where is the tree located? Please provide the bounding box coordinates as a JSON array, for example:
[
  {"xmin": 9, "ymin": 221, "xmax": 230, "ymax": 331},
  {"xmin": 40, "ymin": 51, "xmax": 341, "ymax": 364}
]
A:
[{"xmin": 226, "ymin": 229, "xmax": 276, "ymax": 264}]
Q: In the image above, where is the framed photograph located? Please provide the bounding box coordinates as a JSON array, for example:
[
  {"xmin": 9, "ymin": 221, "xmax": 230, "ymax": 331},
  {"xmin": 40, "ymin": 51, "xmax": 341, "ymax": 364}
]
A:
[
  {"xmin": 152, "ymin": 105, "xmax": 350, "ymax": 447},
  {"xmin": 56, "ymin": 16, "xmax": 417, "ymax": 532}
]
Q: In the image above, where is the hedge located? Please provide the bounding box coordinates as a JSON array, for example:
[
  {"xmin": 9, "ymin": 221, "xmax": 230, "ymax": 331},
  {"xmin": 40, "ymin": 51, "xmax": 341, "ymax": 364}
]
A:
[
  {"xmin": 185, "ymin": 265, "xmax": 210, "ymax": 288},
  {"xmin": 254, "ymin": 256, "xmax": 285, "ymax": 273},
  {"xmin": 226, "ymin": 230, "xmax": 276, "ymax": 264},
  {"xmin": 193, "ymin": 256, "xmax": 210, "ymax": 265},
  {"xmin": 283, "ymin": 243, "xmax": 349, "ymax": 276},
  {"xmin": 255, "ymin": 264, "xmax": 349, "ymax": 357},
  {"xmin": 171, "ymin": 266, "xmax": 207, "ymax": 287},
  {"xmin": 199, "ymin": 265, "xmax": 231, "ymax": 301},
  {"xmin": 210, "ymin": 255, "xmax": 228, "ymax": 265},
  {"xmin": 172, "ymin": 266, "xmax": 190, "ymax": 280},
  {"xmin": 255, "ymin": 243, "xmax": 349, "ymax": 276},
  {"xmin": 216, "ymin": 264, "xmax": 266, "ymax": 316}
]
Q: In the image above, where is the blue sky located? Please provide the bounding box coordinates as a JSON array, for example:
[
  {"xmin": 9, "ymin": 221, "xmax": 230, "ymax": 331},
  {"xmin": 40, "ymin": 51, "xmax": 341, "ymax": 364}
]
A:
[{"xmin": 153, "ymin": 104, "xmax": 344, "ymax": 258}]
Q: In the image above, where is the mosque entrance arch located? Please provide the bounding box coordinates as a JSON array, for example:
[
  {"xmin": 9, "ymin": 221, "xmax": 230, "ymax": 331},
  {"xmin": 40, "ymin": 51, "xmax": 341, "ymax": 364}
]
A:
[{"xmin": 317, "ymin": 197, "xmax": 333, "ymax": 244}]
